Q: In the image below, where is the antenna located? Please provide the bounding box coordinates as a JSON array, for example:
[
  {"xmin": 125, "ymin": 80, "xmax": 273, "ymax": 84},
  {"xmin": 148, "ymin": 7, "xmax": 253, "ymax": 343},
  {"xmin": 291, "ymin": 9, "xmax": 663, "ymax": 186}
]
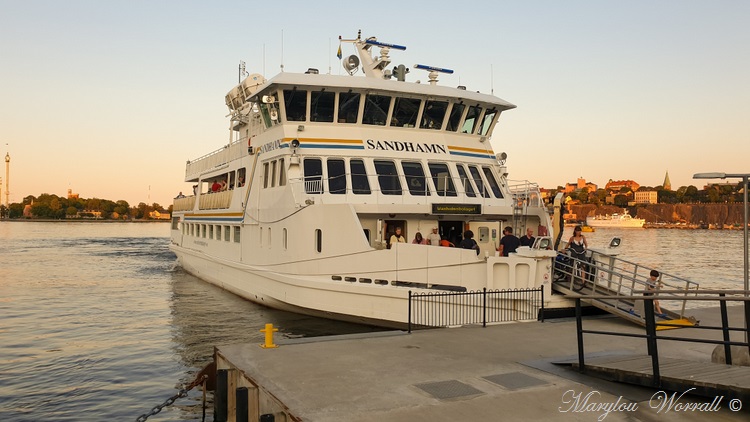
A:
[
  {"xmin": 280, "ymin": 30, "xmax": 284, "ymax": 73},
  {"xmin": 490, "ymin": 64, "xmax": 494, "ymax": 95}
]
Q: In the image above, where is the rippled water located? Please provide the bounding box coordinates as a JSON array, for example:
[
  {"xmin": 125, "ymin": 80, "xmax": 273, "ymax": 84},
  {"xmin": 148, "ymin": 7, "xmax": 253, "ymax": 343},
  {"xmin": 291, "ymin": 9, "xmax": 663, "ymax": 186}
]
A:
[
  {"xmin": 0, "ymin": 222, "xmax": 746, "ymax": 421},
  {"xmin": 0, "ymin": 222, "xmax": 383, "ymax": 422}
]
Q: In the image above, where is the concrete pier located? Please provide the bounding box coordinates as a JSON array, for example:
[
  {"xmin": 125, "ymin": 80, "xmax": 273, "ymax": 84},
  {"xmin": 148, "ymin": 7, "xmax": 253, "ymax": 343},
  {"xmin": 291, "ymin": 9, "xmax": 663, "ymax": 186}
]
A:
[{"xmin": 215, "ymin": 306, "xmax": 749, "ymax": 421}]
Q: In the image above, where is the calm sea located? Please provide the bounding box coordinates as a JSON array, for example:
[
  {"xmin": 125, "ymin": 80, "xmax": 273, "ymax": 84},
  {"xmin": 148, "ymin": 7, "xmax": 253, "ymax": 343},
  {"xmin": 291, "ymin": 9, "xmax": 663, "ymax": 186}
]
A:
[{"xmin": 0, "ymin": 222, "xmax": 746, "ymax": 421}]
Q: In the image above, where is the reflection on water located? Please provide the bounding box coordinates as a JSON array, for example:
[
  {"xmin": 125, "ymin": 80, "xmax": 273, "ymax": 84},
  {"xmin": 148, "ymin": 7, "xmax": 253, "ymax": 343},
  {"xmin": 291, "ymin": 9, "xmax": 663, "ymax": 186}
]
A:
[{"xmin": 0, "ymin": 222, "xmax": 745, "ymax": 421}]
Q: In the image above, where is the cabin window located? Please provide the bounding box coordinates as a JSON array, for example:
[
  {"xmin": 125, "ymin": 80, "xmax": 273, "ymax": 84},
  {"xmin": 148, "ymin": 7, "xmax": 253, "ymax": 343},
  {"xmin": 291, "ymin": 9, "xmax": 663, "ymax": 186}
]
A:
[
  {"xmin": 310, "ymin": 91, "xmax": 335, "ymax": 122},
  {"xmin": 283, "ymin": 89, "xmax": 307, "ymax": 121},
  {"xmin": 215, "ymin": 225, "xmax": 221, "ymax": 240},
  {"xmin": 420, "ymin": 100, "xmax": 448, "ymax": 130},
  {"xmin": 350, "ymin": 159, "xmax": 371, "ymax": 194},
  {"xmin": 456, "ymin": 165, "xmax": 476, "ymax": 197},
  {"xmin": 271, "ymin": 161, "xmax": 277, "ymax": 188},
  {"xmin": 390, "ymin": 97, "xmax": 421, "ymax": 127},
  {"xmin": 429, "ymin": 162, "xmax": 457, "ymax": 197},
  {"xmin": 208, "ymin": 225, "xmax": 214, "ymax": 239},
  {"xmin": 362, "ymin": 94, "xmax": 391, "ymax": 126},
  {"xmin": 224, "ymin": 226, "xmax": 231, "ymax": 241},
  {"xmin": 237, "ymin": 167, "xmax": 246, "ymax": 188},
  {"xmin": 337, "ymin": 92, "xmax": 361, "ymax": 123},
  {"xmin": 401, "ymin": 161, "xmax": 429, "ymax": 196},
  {"xmin": 374, "ymin": 160, "xmax": 402, "ymax": 195},
  {"xmin": 461, "ymin": 105, "xmax": 482, "ymax": 134},
  {"xmin": 303, "ymin": 158, "xmax": 323, "ymax": 194},
  {"xmin": 446, "ymin": 103, "xmax": 465, "ymax": 132},
  {"xmin": 478, "ymin": 108, "xmax": 498, "ymax": 136},
  {"xmin": 278, "ymin": 158, "xmax": 286, "ymax": 186},
  {"xmin": 468, "ymin": 165, "xmax": 490, "ymax": 198},
  {"xmin": 263, "ymin": 162, "xmax": 269, "ymax": 188},
  {"xmin": 482, "ymin": 167, "xmax": 504, "ymax": 198},
  {"xmin": 327, "ymin": 159, "xmax": 347, "ymax": 194},
  {"xmin": 315, "ymin": 229, "xmax": 322, "ymax": 253},
  {"xmin": 234, "ymin": 226, "xmax": 241, "ymax": 243},
  {"xmin": 283, "ymin": 228, "xmax": 288, "ymax": 250},
  {"xmin": 171, "ymin": 217, "xmax": 179, "ymax": 230}
]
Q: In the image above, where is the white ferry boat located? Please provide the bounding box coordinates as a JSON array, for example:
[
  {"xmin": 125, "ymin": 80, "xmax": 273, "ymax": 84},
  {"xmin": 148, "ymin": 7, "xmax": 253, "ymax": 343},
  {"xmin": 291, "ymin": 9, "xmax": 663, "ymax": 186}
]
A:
[
  {"xmin": 169, "ymin": 33, "xmax": 567, "ymax": 327},
  {"xmin": 586, "ymin": 210, "xmax": 645, "ymax": 228}
]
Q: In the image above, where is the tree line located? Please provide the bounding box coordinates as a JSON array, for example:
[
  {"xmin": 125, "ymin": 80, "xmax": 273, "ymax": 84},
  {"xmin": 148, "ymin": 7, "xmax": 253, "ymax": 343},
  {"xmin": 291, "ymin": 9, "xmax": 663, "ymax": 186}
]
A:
[
  {"xmin": 0, "ymin": 193, "xmax": 171, "ymax": 220},
  {"xmin": 550, "ymin": 182, "xmax": 745, "ymax": 207}
]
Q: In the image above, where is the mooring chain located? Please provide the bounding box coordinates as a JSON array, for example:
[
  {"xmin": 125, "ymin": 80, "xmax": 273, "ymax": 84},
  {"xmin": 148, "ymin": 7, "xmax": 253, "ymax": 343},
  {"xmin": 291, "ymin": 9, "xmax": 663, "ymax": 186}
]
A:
[{"xmin": 135, "ymin": 374, "xmax": 207, "ymax": 422}]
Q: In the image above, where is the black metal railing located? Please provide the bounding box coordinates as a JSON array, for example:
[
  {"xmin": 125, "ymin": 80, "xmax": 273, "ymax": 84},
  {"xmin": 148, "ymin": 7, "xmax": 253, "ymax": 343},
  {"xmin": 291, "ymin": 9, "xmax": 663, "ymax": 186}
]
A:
[
  {"xmin": 574, "ymin": 290, "xmax": 750, "ymax": 387},
  {"xmin": 407, "ymin": 286, "xmax": 544, "ymax": 333}
]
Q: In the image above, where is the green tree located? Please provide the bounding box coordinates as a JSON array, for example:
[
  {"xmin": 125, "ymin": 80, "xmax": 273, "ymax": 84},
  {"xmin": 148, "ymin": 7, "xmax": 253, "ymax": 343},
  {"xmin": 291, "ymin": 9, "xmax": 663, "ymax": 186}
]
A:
[
  {"xmin": 684, "ymin": 185, "xmax": 699, "ymax": 202},
  {"xmin": 614, "ymin": 194, "xmax": 629, "ymax": 207},
  {"xmin": 66, "ymin": 206, "xmax": 78, "ymax": 216}
]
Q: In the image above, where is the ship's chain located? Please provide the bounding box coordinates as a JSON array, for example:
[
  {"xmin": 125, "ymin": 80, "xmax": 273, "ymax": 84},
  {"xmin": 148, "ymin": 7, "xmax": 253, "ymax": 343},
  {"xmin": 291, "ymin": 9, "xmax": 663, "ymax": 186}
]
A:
[{"xmin": 135, "ymin": 374, "xmax": 207, "ymax": 422}]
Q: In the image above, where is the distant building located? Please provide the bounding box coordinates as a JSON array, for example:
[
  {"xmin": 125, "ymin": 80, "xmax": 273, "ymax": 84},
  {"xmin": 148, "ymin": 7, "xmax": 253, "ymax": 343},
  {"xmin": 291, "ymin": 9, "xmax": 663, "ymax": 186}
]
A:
[
  {"xmin": 67, "ymin": 189, "xmax": 79, "ymax": 200},
  {"xmin": 635, "ymin": 190, "xmax": 658, "ymax": 204},
  {"xmin": 564, "ymin": 177, "xmax": 597, "ymax": 194},
  {"xmin": 662, "ymin": 171, "xmax": 671, "ymax": 191},
  {"xmin": 605, "ymin": 179, "xmax": 640, "ymax": 193},
  {"xmin": 149, "ymin": 210, "xmax": 171, "ymax": 220}
]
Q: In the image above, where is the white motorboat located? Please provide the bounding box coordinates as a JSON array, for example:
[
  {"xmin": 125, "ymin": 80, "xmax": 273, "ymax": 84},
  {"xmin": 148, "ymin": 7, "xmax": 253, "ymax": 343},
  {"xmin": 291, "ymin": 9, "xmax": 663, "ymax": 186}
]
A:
[{"xmin": 586, "ymin": 210, "xmax": 645, "ymax": 228}]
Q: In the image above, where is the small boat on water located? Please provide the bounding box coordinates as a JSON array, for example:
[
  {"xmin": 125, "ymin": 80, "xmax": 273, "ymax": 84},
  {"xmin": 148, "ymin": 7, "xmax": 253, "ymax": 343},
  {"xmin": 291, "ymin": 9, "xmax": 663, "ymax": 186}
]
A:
[
  {"xmin": 167, "ymin": 32, "xmax": 612, "ymax": 327},
  {"xmin": 586, "ymin": 210, "xmax": 645, "ymax": 228},
  {"xmin": 581, "ymin": 225, "xmax": 595, "ymax": 232}
]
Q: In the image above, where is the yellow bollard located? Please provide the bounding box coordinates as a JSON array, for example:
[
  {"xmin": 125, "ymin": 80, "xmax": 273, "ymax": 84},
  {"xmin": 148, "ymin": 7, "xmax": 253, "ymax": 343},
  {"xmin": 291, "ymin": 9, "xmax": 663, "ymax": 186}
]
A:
[{"xmin": 259, "ymin": 323, "xmax": 279, "ymax": 348}]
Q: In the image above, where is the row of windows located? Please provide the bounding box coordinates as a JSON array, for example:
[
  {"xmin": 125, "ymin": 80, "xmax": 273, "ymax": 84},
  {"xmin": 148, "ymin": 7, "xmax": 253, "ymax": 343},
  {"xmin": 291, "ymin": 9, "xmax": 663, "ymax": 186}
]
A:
[
  {"xmin": 263, "ymin": 158, "xmax": 287, "ymax": 188},
  {"xmin": 181, "ymin": 222, "xmax": 326, "ymax": 253},
  {"xmin": 273, "ymin": 89, "xmax": 498, "ymax": 135},
  {"xmin": 300, "ymin": 158, "xmax": 504, "ymax": 198},
  {"xmin": 183, "ymin": 223, "xmax": 241, "ymax": 243}
]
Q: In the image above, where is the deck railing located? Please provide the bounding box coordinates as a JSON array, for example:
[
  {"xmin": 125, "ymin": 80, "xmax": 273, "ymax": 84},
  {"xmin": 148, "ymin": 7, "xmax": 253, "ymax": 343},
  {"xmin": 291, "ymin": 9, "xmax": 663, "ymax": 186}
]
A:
[{"xmin": 407, "ymin": 287, "xmax": 544, "ymax": 332}]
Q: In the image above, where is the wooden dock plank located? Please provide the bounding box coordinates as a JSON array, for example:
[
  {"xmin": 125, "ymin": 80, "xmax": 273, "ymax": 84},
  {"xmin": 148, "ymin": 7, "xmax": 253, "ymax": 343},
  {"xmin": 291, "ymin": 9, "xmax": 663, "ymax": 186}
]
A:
[{"xmin": 573, "ymin": 355, "xmax": 750, "ymax": 401}]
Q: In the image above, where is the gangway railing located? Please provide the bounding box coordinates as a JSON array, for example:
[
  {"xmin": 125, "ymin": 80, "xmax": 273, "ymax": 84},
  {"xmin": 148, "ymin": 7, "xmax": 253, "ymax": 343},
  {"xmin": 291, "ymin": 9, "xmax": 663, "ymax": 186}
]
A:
[
  {"xmin": 573, "ymin": 292, "xmax": 750, "ymax": 388},
  {"xmin": 552, "ymin": 249, "xmax": 701, "ymax": 325}
]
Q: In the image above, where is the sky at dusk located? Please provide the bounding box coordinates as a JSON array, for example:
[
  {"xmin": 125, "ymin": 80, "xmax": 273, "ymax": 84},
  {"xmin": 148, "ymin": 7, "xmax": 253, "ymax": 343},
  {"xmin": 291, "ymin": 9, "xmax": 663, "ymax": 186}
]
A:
[{"xmin": 1, "ymin": 1, "xmax": 748, "ymax": 206}]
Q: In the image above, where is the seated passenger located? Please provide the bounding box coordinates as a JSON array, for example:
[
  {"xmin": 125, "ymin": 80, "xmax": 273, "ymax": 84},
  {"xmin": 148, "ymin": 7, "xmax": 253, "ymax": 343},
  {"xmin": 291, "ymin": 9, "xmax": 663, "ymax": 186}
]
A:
[
  {"xmin": 211, "ymin": 181, "xmax": 221, "ymax": 192},
  {"xmin": 439, "ymin": 236, "xmax": 454, "ymax": 247}
]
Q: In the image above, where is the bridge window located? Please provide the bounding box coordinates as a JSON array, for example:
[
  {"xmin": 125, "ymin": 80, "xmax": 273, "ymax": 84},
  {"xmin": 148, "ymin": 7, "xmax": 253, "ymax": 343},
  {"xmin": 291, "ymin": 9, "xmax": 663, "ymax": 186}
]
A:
[
  {"xmin": 401, "ymin": 161, "xmax": 429, "ymax": 196},
  {"xmin": 283, "ymin": 89, "xmax": 307, "ymax": 121},
  {"xmin": 478, "ymin": 108, "xmax": 497, "ymax": 136},
  {"xmin": 303, "ymin": 158, "xmax": 323, "ymax": 193},
  {"xmin": 374, "ymin": 160, "xmax": 402, "ymax": 195},
  {"xmin": 270, "ymin": 161, "xmax": 277, "ymax": 188},
  {"xmin": 338, "ymin": 92, "xmax": 361, "ymax": 123},
  {"xmin": 456, "ymin": 165, "xmax": 476, "ymax": 197},
  {"xmin": 482, "ymin": 167, "xmax": 504, "ymax": 198},
  {"xmin": 461, "ymin": 105, "xmax": 482, "ymax": 134},
  {"xmin": 468, "ymin": 165, "xmax": 490, "ymax": 198},
  {"xmin": 363, "ymin": 94, "xmax": 391, "ymax": 126},
  {"xmin": 311, "ymin": 91, "xmax": 335, "ymax": 122},
  {"xmin": 420, "ymin": 100, "xmax": 448, "ymax": 130},
  {"xmin": 446, "ymin": 103, "xmax": 465, "ymax": 132},
  {"xmin": 278, "ymin": 158, "xmax": 286, "ymax": 186},
  {"xmin": 429, "ymin": 162, "xmax": 457, "ymax": 196},
  {"xmin": 390, "ymin": 97, "xmax": 421, "ymax": 127},
  {"xmin": 327, "ymin": 159, "xmax": 347, "ymax": 194},
  {"xmin": 350, "ymin": 159, "xmax": 371, "ymax": 194}
]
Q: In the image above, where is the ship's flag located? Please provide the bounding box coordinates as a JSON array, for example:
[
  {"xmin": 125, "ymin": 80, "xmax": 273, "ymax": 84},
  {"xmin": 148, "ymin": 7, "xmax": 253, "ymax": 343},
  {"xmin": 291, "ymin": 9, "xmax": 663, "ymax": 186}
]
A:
[{"xmin": 336, "ymin": 44, "xmax": 342, "ymax": 60}]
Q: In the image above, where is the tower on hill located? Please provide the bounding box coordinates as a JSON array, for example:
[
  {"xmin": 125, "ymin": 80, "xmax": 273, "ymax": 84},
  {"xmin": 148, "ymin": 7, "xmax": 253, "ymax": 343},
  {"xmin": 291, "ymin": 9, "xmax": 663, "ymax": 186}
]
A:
[{"xmin": 663, "ymin": 171, "xmax": 671, "ymax": 191}]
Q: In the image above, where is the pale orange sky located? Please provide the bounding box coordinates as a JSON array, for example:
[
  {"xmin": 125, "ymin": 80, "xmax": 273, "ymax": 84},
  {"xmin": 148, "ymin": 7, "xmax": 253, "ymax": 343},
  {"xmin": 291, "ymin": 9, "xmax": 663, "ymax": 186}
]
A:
[{"xmin": 1, "ymin": 1, "xmax": 748, "ymax": 206}]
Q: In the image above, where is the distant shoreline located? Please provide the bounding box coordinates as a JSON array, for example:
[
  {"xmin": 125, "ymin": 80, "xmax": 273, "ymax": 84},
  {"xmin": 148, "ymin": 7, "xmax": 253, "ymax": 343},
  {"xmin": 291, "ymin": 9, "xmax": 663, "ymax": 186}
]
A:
[{"xmin": 0, "ymin": 219, "xmax": 169, "ymax": 223}]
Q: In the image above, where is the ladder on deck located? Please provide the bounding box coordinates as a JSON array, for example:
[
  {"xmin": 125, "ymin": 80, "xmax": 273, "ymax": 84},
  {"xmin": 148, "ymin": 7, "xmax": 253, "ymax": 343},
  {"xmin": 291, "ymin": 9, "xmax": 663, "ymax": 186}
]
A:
[{"xmin": 551, "ymin": 250, "xmax": 700, "ymax": 327}]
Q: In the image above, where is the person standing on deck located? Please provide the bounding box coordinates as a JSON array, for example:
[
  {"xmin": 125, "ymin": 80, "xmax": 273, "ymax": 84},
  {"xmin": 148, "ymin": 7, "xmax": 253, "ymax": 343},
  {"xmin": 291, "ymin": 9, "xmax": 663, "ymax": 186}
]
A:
[
  {"xmin": 497, "ymin": 226, "xmax": 520, "ymax": 256},
  {"xmin": 427, "ymin": 227, "xmax": 441, "ymax": 246},
  {"xmin": 389, "ymin": 227, "xmax": 406, "ymax": 248},
  {"xmin": 519, "ymin": 228, "xmax": 535, "ymax": 247}
]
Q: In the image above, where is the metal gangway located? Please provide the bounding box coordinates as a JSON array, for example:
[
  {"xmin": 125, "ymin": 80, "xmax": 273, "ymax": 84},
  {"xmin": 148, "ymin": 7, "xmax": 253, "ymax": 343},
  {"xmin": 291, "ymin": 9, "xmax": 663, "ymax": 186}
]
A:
[{"xmin": 551, "ymin": 246, "xmax": 701, "ymax": 327}]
